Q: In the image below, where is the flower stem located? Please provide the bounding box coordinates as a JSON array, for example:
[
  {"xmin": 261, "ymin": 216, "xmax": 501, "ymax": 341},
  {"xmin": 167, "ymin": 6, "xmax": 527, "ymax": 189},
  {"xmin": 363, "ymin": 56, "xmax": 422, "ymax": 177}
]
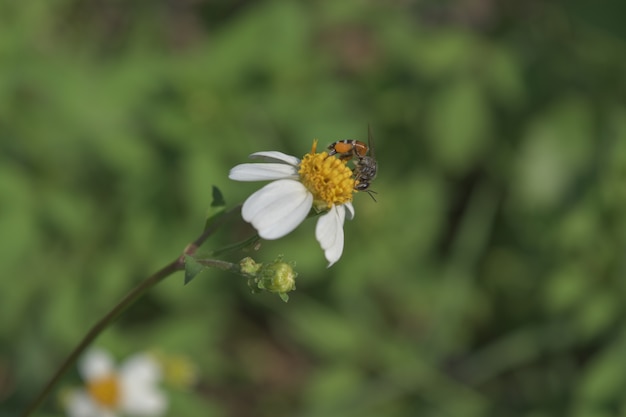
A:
[
  {"xmin": 210, "ymin": 234, "xmax": 260, "ymax": 257},
  {"xmin": 195, "ymin": 258, "xmax": 242, "ymax": 273},
  {"xmin": 19, "ymin": 205, "xmax": 243, "ymax": 417}
]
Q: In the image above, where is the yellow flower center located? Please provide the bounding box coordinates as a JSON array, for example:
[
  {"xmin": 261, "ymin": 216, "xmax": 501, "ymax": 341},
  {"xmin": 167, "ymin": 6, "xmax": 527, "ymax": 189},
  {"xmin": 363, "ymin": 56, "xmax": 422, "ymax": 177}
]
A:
[
  {"xmin": 87, "ymin": 374, "xmax": 119, "ymax": 408},
  {"xmin": 298, "ymin": 139, "xmax": 355, "ymax": 210},
  {"xmin": 162, "ymin": 354, "xmax": 198, "ymax": 389}
]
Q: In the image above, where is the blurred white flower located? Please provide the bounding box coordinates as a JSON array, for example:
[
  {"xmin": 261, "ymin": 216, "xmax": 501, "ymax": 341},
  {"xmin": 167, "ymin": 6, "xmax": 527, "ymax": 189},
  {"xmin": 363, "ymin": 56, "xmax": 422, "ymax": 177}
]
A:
[
  {"xmin": 64, "ymin": 348, "xmax": 167, "ymax": 417},
  {"xmin": 229, "ymin": 140, "xmax": 356, "ymax": 267}
]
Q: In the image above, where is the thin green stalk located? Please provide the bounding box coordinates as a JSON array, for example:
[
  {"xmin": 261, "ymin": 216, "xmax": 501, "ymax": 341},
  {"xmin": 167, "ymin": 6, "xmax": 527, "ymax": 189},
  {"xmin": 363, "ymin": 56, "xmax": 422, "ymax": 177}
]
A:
[
  {"xmin": 210, "ymin": 234, "xmax": 260, "ymax": 257},
  {"xmin": 195, "ymin": 258, "xmax": 242, "ymax": 273}
]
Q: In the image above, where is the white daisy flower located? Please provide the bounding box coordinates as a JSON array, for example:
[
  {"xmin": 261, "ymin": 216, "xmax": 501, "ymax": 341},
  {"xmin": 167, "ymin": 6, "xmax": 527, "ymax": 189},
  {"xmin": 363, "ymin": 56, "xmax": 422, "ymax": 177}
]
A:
[
  {"xmin": 64, "ymin": 348, "xmax": 167, "ymax": 417},
  {"xmin": 229, "ymin": 140, "xmax": 356, "ymax": 267}
]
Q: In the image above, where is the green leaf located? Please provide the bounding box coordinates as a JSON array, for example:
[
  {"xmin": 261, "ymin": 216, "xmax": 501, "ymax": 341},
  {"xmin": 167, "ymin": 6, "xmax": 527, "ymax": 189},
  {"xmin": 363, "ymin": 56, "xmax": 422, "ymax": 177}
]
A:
[
  {"xmin": 183, "ymin": 255, "xmax": 206, "ymax": 285},
  {"xmin": 576, "ymin": 340, "xmax": 626, "ymax": 403},
  {"xmin": 204, "ymin": 185, "xmax": 226, "ymax": 231},
  {"xmin": 210, "ymin": 185, "xmax": 226, "ymax": 207}
]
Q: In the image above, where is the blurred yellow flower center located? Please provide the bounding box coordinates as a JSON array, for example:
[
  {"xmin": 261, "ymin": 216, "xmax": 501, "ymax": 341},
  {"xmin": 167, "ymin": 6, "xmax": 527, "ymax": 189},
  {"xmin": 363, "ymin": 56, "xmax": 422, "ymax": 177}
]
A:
[
  {"xmin": 163, "ymin": 354, "xmax": 198, "ymax": 389},
  {"xmin": 87, "ymin": 374, "xmax": 119, "ymax": 408},
  {"xmin": 298, "ymin": 140, "xmax": 355, "ymax": 210}
]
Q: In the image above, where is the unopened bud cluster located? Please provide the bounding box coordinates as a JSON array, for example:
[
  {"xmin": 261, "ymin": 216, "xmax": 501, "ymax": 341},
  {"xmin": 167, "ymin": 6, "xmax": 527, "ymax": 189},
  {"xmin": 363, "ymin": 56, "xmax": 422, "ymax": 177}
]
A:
[{"xmin": 240, "ymin": 256, "xmax": 297, "ymax": 302}]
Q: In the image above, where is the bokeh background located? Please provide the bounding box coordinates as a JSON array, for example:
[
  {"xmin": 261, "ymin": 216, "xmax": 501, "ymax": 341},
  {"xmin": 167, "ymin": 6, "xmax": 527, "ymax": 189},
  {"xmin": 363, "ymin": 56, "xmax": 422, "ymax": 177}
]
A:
[{"xmin": 3, "ymin": 1, "xmax": 626, "ymax": 416}]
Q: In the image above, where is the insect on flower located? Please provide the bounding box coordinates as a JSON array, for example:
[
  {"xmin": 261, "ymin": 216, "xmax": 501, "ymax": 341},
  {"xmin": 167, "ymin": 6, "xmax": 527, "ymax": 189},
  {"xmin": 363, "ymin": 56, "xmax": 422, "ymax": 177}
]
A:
[
  {"xmin": 327, "ymin": 125, "xmax": 378, "ymax": 200},
  {"xmin": 229, "ymin": 140, "xmax": 356, "ymax": 267}
]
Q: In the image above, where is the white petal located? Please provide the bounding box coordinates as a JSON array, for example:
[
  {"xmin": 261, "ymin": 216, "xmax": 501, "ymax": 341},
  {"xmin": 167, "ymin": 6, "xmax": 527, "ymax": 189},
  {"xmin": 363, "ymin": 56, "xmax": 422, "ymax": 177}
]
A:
[
  {"xmin": 242, "ymin": 179, "xmax": 313, "ymax": 240},
  {"xmin": 120, "ymin": 385, "xmax": 167, "ymax": 417},
  {"xmin": 120, "ymin": 384, "xmax": 168, "ymax": 417},
  {"xmin": 64, "ymin": 390, "xmax": 114, "ymax": 417},
  {"xmin": 229, "ymin": 163, "xmax": 298, "ymax": 181},
  {"xmin": 119, "ymin": 354, "xmax": 167, "ymax": 416},
  {"xmin": 119, "ymin": 354, "xmax": 161, "ymax": 385},
  {"xmin": 249, "ymin": 151, "xmax": 300, "ymax": 166},
  {"xmin": 315, "ymin": 205, "xmax": 346, "ymax": 267},
  {"xmin": 343, "ymin": 202, "xmax": 355, "ymax": 220},
  {"xmin": 79, "ymin": 349, "xmax": 115, "ymax": 382}
]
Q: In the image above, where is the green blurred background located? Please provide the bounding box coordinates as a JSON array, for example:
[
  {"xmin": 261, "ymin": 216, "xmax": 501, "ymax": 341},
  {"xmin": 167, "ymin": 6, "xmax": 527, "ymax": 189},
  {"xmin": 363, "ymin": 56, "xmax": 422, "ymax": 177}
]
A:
[{"xmin": 2, "ymin": 1, "xmax": 626, "ymax": 416}]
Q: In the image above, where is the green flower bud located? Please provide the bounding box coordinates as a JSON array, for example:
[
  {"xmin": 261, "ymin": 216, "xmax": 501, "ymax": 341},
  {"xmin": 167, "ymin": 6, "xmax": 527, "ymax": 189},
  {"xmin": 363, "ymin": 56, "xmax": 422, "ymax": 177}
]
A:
[
  {"xmin": 239, "ymin": 257, "xmax": 262, "ymax": 276},
  {"xmin": 242, "ymin": 256, "xmax": 297, "ymax": 302},
  {"xmin": 258, "ymin": 261, "xmax": 297, "ymax": 294}
]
